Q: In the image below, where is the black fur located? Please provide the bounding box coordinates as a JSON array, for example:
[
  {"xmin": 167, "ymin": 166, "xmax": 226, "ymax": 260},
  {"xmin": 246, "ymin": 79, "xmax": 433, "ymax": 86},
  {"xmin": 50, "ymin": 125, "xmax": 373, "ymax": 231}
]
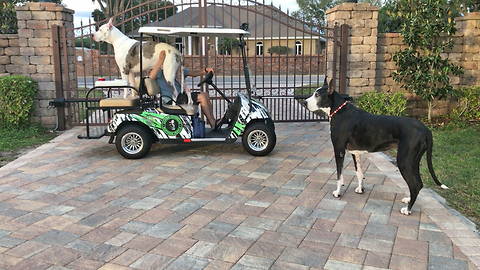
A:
[{"xmin": 304, "ymin": 78, "xmax": 447, "ymax": 214}]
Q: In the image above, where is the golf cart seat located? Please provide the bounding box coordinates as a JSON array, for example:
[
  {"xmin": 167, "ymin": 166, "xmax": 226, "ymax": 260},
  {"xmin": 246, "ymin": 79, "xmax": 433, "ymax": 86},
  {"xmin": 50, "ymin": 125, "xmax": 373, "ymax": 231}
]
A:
[
  {"xmin": 98, "ymin": 80, "xmax": 140, "ymax": 108},
  {"xmin": 142, "ymin": 78, "xmax": 198, "ymax": 115}
]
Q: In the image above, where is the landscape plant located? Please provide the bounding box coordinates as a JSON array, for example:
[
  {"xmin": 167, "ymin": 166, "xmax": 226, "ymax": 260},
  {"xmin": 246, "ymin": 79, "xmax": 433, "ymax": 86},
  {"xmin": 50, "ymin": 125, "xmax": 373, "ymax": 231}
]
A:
[
  {"xmin": 267, "ymin": 45, "xmax": 292, "ymax": 55},
  {"xmin": 0, "ymin": 75, "xmax": 38, "ymax": 129},
  {"xmin": 451, "ymin": 86, "xmax": 480, "ymax": 120},
  {"xmin": 391, "ymin": 0, "xmax": 463, "ymax": 122},
  {"xmin": 355, "ymin": 91, "xmax": 407, "ymax": 116}
]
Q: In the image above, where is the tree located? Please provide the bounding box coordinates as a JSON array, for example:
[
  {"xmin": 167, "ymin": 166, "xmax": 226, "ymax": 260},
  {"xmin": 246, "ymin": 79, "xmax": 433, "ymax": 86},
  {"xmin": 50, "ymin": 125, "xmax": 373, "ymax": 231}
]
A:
[
  {"xmin": 378, "ymin": 0, "xmax": 402, "ymax": 33},
  {"xmin": 457, "ymin": 0, "xmax": 480, "ymax": 13},
  {"xmin": 295, "ymin": 0, "xmax": 381, "ymax": 28},
  {"xmin": 91, "ymin": 0, "xmax": 131, "ymax": 20},
  {"xmin": 91, "ymin": 0, "xmax": 176, "ymax": 34},
  {"xmin": 296, "ymin": 0, "xmax": 341, "ymax": 28},
  {"xmin": 218, "ymin": 37, "xmax": 239, "ymax": 55},
  {"xmin": 0, "ymin": 1, "xmax": 16, "ymax": 34},
  {"xmin": 391, "ymin": 0, "xmax": 463, "ymax": 121},
  {"xmin": 1, "ymin": 0, "xmax": 62, "ymax": 34}
]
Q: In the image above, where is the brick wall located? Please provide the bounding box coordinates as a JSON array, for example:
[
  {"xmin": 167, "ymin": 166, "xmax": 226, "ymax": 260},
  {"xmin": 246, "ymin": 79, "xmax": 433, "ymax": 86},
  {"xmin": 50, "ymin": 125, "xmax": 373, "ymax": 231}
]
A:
[
  {"xmin": 0, "ymin": 34, "xmax": 20, "ymax": 76},
  {"xmin": 327, "ymin": 3, "xmax": 379, "ymax": 95},
  {"xmin": 327, "ymin": 3, "xmax": 480, "ymax": 117},
  {"xmin": 0, "ymin": 2, "xmax": 74, "ymax": 128}
]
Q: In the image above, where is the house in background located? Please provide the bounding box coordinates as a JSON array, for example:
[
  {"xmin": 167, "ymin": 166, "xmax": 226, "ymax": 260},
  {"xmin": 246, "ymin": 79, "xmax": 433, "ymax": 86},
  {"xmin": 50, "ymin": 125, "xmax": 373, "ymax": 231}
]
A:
[{"xmin": 136, "ymin": 4, "xmax": 325, "ymax": 57}]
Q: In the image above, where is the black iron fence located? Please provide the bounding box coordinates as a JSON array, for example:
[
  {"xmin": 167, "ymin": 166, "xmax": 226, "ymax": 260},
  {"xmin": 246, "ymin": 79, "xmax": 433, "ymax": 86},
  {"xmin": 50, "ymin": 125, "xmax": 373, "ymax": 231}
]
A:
[{"xmin": 52, "ymin": 0, "xmax": 347, "ymax": 127}]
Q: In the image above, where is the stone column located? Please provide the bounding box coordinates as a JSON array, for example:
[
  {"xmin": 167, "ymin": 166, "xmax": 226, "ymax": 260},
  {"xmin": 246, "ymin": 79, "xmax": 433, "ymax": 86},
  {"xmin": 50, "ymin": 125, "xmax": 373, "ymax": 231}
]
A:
[
  {"xmin": 15, "ymin": 2, "xmax": 74, "ymax": 128},
  {"xmin": 326, "ymin": 3, "xmax": 379, "ymax": 96},
  {"xmin": 454, "ymin": 12, "xmax": 480, "ymax": 88}
]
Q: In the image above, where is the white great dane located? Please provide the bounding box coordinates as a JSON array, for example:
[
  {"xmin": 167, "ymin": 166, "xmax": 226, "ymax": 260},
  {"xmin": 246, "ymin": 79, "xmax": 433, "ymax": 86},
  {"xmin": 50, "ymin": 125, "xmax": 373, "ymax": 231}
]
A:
[{"xmin": 92, "ymin": 18, "xmax": 189, "ymax": 101}]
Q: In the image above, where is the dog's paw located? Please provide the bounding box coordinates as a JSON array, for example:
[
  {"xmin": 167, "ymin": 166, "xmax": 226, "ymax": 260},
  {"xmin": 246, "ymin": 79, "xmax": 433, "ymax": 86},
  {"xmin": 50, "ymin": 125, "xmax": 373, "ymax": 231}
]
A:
[
  {"xmin": 355, "ymin": 187, "xmax": 364, "ymax": 194},
  {"xmin": 400, "ymin": 207, "xmax": 411, "ymax": 215},
  {"xmin": 401, "ymin": 197, "xmax": 411, "ymax": 204},
  {"xmin": 332, "ymin": 190, "xmax": 340, "ymax": 198}
]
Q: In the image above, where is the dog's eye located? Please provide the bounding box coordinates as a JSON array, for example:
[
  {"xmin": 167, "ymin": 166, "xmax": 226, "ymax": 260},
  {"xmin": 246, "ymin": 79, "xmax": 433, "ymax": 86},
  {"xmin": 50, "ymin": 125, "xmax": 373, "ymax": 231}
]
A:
[{"xmin": 315, "ymin": 92, "xmax": 319, "ymax": 97}]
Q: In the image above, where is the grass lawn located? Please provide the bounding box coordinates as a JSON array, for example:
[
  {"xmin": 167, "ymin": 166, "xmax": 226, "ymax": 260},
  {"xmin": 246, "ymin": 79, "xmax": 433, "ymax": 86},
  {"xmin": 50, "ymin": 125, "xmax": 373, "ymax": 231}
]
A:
[
  {"xmin": 0, "ymin": 125, "xmax": 57, "ymax": 167},
  {"xmin": 419, "ymin": 122, "xmax": 480, "ymax": 226}
]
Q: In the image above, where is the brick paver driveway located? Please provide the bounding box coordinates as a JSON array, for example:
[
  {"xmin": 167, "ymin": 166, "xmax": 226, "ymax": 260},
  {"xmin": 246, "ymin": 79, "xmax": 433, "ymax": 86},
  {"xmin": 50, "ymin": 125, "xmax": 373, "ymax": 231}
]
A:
[{"xmin": 0, "ymin": 123, "xmax": 479, "ymax": 269}]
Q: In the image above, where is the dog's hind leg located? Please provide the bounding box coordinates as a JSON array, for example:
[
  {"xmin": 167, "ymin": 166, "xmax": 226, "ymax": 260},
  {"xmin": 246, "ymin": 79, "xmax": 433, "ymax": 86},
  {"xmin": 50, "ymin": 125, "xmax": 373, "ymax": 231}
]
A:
[
  {"xmin": 120, "ymin": 72, "xmax": 131, "ymax": 98},
  {"xmin": 180, "ymin": 66, "xmax": 192, "ymax": 104},
  {"xmin": 397, "ymin": 143, "xmax": 424, "ymax": 215},
  {"xmin": 352, "ymin": 154, "xmax": 365, "ymax": 194},
  {"xmin": 333, "ymin": 149, "xmax": 346, "ymax": 198}
]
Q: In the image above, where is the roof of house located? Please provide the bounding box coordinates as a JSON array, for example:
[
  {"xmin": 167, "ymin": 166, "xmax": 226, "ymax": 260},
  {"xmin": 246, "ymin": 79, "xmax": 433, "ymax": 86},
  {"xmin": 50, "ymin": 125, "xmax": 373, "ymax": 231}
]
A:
[{"xmin": 130, "ymin": 4, "xmax": 323, "ymax": 40}]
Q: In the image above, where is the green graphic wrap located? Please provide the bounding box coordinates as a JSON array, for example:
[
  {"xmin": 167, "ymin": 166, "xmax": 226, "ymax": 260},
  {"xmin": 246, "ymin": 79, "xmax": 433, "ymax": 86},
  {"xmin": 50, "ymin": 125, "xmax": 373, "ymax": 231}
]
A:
[
  {"xmin": 160, "ymin": 115, "xmax": 183, "ymax": 136},
  {"xmin": 232, "ymin": 122, "xmax": 246, "ymax": 137},
  {"xmin": 132, "ymin": 112, "xmax": 164, "ymax": 129},
  {"xmin": 131, "ymin": 112, "xmax": 183, "ymax": 137}
]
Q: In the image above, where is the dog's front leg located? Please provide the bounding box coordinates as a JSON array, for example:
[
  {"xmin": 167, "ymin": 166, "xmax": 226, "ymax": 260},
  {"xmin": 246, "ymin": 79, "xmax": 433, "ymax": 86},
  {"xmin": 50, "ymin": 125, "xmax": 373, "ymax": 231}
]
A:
[
  {"xmin": 352, "ymin": 154, "xmax": 364, "ymax": 194},
  {"xmin": 121, "ymin": 73, "xmax": 131, "ymax": 98},
  {"xmin": 333, "ymin": 149, "xmax": 346, "ymax": 198},
  {"xmin": 128, "ymin": 72, "xmax": 136, "ymax": 97}
]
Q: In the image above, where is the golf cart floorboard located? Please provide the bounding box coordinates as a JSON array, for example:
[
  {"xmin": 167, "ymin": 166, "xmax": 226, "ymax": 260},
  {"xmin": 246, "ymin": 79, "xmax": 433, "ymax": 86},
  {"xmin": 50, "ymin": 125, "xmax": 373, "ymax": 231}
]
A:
[
  {"xmin": 204, "ymin": 127, "xmax": 231, "ymax": 138},
  {"xmin": 78, "ymin": 126, "xmax": 107, "ymax": 139}
]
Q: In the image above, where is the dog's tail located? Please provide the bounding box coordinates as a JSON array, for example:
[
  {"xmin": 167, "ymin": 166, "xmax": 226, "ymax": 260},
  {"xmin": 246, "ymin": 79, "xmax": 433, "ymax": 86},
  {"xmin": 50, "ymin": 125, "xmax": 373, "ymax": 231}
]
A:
[{"xmin": 426, "ymin": 131, "xmax": 449, "ymax": 190}]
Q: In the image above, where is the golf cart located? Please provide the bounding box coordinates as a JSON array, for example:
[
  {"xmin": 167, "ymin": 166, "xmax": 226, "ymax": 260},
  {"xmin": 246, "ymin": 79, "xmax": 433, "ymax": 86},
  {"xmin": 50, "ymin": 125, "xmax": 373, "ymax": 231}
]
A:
[{"xmin": 78, "ymin": 24, "xmax": 276, "ymax": 159}]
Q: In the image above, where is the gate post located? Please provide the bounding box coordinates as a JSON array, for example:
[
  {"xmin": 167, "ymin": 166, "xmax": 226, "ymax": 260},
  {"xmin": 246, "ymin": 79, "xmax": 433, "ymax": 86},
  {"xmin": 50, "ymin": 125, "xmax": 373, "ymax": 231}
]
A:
[
  {"xmin": 339, "ymin": 24, "xmax": 348, "ymax": 95},
  {"xmin": 14, "ymin": 2, "xmax": 74, "ymax": 129},
  {"xmin": 326, "ymin": 3, "xmax": 379, "ymax": 96},
  {"xmin": 52, "ymin": 25, "xmax": 66, "ymax": 131}
]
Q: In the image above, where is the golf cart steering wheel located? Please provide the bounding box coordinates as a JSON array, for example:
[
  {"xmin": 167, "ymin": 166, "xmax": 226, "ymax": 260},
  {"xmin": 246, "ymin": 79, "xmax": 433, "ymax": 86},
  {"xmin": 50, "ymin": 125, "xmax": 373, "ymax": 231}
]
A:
[{"xmin": 197, "ymin": 71, "xmax": 214, "ymax": 87}]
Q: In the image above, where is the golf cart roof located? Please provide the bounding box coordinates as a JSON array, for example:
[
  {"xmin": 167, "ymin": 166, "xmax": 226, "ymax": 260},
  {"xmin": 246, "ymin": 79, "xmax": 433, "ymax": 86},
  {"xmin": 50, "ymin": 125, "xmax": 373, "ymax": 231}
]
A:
[{"xmin": 138, "ymin": 26, "xmax": 249, "ymax": 37}]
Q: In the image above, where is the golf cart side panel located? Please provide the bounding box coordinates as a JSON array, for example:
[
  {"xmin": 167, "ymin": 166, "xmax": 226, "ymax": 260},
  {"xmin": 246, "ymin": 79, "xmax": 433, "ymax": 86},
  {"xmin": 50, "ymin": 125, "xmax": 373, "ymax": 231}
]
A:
[
  {"xmin": 228, "ymin": 93, "xmax": 272, "ymax": 139},
  {"xmin": 108, "ymin": 108, "xmax": 193, "ymax": 140},
  {"xmin": 247, "ymin": 99, "xmax": 271, "ymax": 121}
]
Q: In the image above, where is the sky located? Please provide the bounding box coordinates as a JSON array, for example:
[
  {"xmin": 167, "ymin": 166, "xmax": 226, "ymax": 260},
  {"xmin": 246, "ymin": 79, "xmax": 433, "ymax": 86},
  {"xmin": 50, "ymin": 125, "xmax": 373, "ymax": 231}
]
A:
[{"xmin": 62, "ymin": 0, "xmax": 300, "ymax": 27}]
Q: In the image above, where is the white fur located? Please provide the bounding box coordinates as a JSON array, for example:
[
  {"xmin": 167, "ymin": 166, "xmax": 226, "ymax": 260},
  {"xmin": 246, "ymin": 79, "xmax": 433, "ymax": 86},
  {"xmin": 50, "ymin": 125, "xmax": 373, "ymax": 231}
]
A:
[
  {"xmin": 400, "ymin": 207, "xmax": 411, "ymax": 215},
  {"xmin": 333, "ymin": 174, "xmax": 344, "ymax": 198},
  {"xmin": 92, "ymin": 18, "xmax": 188, "ymax": 101},
  {"xmin": 304, "ymin": 94, "xmax": 327, "ymax": 113},
  {"xmin": 353, "ymin": 154, "xmax": 364, "ymax": 194},
  {"xmin": 348, "ymin": 150, "xmax": 369, "ymax": 156},
  {"xmin": 400, "ymin": 197, "xmax": 411, "ymax": 215}
]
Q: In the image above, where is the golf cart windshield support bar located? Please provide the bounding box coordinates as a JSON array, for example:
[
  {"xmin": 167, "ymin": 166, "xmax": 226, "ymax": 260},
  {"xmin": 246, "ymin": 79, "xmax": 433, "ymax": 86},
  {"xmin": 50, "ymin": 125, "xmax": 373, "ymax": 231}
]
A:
[{"xmin": 238, "ymin": 26, "xmax": 252, "ymax": 112}]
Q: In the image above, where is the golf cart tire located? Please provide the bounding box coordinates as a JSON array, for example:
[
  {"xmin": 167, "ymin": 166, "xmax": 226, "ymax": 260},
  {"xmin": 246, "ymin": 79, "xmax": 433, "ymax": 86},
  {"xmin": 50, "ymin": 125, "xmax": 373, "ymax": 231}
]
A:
[
  {"xmin": 242, "ymin": 122, "xmax": 276, "ymax": 156},
  {"xmin": 115, "ymin": 125, "xmax": 152, "ymax": 159}
]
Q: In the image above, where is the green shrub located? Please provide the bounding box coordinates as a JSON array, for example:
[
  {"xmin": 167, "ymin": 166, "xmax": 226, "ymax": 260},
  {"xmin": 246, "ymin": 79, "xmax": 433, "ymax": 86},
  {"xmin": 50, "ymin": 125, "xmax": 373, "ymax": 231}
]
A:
[
  {"xmin": 355, "ymin": 91, "xmax": 407, "ymax": 116},
  {"xmin": 0, "ymin": 75, "xmax": 38, "ymax": 128},
  {"xmin": 267, "ymin": 45, "xmax": 292, "ymax": 55},
  {"xmin": 452, "ymin": 86, "xmax": 480, "ymax": 120}
]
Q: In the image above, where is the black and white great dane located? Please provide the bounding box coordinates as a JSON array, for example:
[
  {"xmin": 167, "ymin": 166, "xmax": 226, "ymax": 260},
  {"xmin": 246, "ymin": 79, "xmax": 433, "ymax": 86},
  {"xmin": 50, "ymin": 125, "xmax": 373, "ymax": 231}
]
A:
[{"xmin": 304, "ymin": 78, "xmax": 448, "ymax": 215}]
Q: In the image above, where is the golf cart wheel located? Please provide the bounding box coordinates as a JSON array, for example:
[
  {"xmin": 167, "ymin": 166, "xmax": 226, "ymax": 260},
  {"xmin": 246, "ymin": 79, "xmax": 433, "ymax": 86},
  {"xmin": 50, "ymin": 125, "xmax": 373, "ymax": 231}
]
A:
[
  {"xmin": 115, "ymin": 125, "xmax": 152, "ymax": 159},
  {"xmin": 242, "ymin": 122, "xmax": 276, "ymax": 156}
]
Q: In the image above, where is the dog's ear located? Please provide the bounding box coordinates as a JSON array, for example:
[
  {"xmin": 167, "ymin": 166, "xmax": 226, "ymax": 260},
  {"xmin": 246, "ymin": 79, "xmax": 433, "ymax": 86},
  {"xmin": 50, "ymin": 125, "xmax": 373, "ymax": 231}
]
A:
[
  {"xmin": 323, "ymin": 77, "xmax": 328, "ymax": 86},
  {"xmin": 328, "ymin": 79, "xmax": 334, "ymax": 94},
  {"xmin": 107, "ymin": 18, "xmax": 113, "ymax": 29}
]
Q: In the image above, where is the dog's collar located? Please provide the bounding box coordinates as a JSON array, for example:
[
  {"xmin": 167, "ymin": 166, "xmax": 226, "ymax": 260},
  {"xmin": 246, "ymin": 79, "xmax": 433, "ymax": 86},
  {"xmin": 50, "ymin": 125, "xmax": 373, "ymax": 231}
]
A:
[{"xmin": 329, "ymin": 101, "xmax": 348, "ymax": 118}]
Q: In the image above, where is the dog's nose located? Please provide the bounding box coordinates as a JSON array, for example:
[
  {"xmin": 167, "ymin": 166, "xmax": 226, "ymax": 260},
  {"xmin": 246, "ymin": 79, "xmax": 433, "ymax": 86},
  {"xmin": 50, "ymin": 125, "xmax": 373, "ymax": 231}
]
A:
[{"xmin": 303, "ymin": 100, "xmax": 307, "ymax": 106}]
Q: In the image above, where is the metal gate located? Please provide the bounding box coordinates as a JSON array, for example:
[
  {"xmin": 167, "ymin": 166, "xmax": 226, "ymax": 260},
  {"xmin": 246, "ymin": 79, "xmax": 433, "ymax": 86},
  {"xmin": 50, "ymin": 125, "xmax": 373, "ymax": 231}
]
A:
[{"xmin": 52, "ymin": 0, "xmax": 348, "ymax": 130}]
